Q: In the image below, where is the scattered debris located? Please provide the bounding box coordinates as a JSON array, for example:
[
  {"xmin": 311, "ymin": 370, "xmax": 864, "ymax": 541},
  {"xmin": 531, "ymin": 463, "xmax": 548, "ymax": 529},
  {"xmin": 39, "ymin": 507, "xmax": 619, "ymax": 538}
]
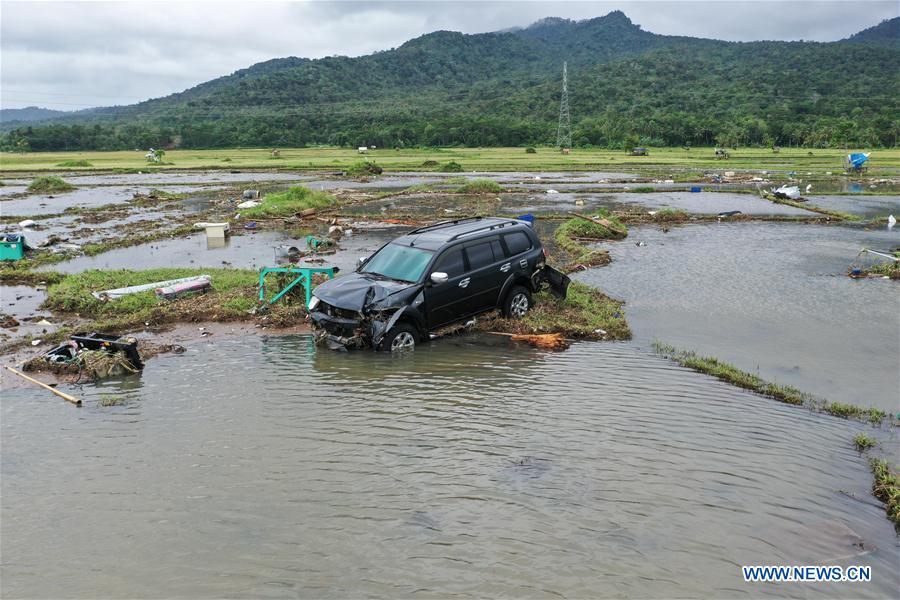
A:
[
  {"xmin": 510, "ymin": 332, "xmax": 569, "ymax": 350},
  {"xmin": 92, "ymin": 275, "xmax": 212, "ymax": 300},
  {"xmin": 3, "ymin": 365, "xmax": 81, "ymax": 405},
  {"xmin": 237, "ymin": 200, "xmax": 260, "ymax": 209},
  {"xmin": 156, "ymin": 277, "xmax": 212, "ymax": 300}
]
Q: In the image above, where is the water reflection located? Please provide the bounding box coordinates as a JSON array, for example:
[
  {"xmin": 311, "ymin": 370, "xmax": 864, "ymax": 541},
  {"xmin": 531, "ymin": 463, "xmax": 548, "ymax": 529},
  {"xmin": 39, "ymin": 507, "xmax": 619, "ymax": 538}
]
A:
[{"xmin": 2, "ymin": 336, "xmax": 897, "ymax": 598}]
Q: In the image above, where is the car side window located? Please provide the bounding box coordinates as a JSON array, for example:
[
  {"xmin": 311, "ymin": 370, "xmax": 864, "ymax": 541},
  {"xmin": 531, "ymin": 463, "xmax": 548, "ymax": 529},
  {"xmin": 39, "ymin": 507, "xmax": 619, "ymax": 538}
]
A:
[
  {"xmin": 490, "ymin": 239, "xmax": 505, "ymax": 260},
  {"xmin": 503, "ymin": 231, "xmax": 532, "ymax": 256},
  {"xmin": 433, "ymin": 247, "xmax": 465, "ymax": 278},
  {"xmin": 465, "ymin": 241, "xmax": 495, "ymax": 270}
]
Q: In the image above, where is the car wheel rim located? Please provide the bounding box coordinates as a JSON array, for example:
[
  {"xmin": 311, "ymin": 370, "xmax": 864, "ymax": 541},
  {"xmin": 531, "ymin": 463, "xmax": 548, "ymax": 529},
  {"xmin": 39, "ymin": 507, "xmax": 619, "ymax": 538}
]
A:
[
  {"xmin": 511, "ymin": 293, "xmax": 529, "ymax": 318},
  {"xmin": 391, "ymin": 331, "xmax": 415, "ymax": 351}
]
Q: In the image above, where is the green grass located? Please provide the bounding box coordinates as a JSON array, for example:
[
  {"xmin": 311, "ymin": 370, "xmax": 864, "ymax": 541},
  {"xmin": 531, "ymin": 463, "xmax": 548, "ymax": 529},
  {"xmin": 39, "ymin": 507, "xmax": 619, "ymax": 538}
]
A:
[
  {"xmin": 553, "ymin": 213, "xmax": 626, "ymax": 267},
  {"xmin": 55, "ymin": 159, "xmax": 93, "ymax": 168},
  {"xmin": 44, "ymin": 267, "xmax": 257, "ymax": 318},
  {"xmin": 346, "ymin": 161, "xmax": 383, "ymax": 176},
  {"xmin": 870, "ymin": 459, "xmax": 900, "ymax": 531},
  {"xmin": 631, "ymin": 186, "xmax": 656, "ymax": 193},
  {"xmin": 854, "ymin": 433, "xmax": 877, "ymax": 450},
  {"xmin": 868, "ymin": 261, "xmax": 900, "ymax": 279},
  {"xmin": 240, "ymin": 186, "xmax": 336, "ymax": 218},
  {"xmin": 5, "ymin": 147, "xmax": 897, "ymax": 175},
  {"xmin": 477, "ymin": 280, "xmax": 631, "ymax": 340},
  {"xmin": 455, "ymin": 178, "xmax": 501, "ymax": 194},
  {"xmin": 655, "ymin": 207, "xmax": 690, "ymax": 220},
  {"xmin": 438, "ymin": 161, "xmax": 464, "ymax": 172},
  {"xmin": 99, "ymin": 394, "xmax": 127, "ymax": 407},
  {"xmin": 27, "ymin": 175, "xmax": 75, "ymax": 193},
  {"xmin": 653, "ymin": 342, "xmax": 891, "ymax": 424}
]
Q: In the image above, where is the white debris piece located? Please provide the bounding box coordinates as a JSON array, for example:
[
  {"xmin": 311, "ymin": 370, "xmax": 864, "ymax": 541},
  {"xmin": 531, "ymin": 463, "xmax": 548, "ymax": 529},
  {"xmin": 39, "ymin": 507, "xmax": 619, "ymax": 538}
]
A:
[
  {"xmin": 546, "ymin": 189, "xmax": 559, "ymax": 194},
  {"xmin": 773, "ymin": 185, "xmax": 801, "ymax": 200},
  {"xmin": 237, "ymin": 200, "xmax": 260, "ymax": 209},
  {"xmin": 888, "ymin": 215, "xmax": 896, "ymax": 231},
  {"xmin": 18, "ymin": 219, "xmax": 36, "ymax": 228}
]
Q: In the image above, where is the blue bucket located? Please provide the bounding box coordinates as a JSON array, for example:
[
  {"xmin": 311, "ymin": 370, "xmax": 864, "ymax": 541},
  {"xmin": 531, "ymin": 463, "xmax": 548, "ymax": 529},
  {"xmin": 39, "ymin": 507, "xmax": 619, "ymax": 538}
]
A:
[{"xmin": 690, "ymin": 186, "xmax": 702, "ymax": 193}]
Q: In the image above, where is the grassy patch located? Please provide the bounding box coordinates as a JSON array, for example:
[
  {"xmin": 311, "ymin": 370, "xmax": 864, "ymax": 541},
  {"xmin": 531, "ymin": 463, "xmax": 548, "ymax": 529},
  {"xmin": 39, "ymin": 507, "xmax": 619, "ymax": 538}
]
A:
[
  {"xmin": 824, "ymin": 402, "xmax": 887, "ymax": 423},
  {"xmin": 870, "ymin": 459, "xmax": 900, "ymax": 531},
  {"xmin": 477, "ymin": 281, "xmax": 631, "ymax": 340},
  {"xmin": 27, "ymin": 176, "xmax": 75, "ymax": 193},
  {"xmin": 99, "ymin": 394, "xmax": 127, "ymax": 407},
  {"xmin": 766, "ymin": 196, "xmax": 861, "ymax": 221},
  {"xmin": 439, "ymin": 161, "xmax": 463, "ymax": 172},
  {"xmin": 455, "ymin": 178, "xmax": 501, "ymax": 194},
  {"xmin": 655, "ymin": 207, "xmax": 689, "ymax": 220},
  {"xmin": 55, "ymin": 159, "xmax": 93, "ymax": 168},
  {"xmin": 241, "ymin": 186, "xmax": 336, "ymax": 218},
  {"xmin": 554, "ymin": 213, "xmax": 627, "ymax": 267},
  {"xmin": 867, "ymin": 261, "xmax": 900, "ymax": 279},
  {"xmin": 632, "ymin": 186, "xmax": 656, "ymax": 193},
  {"xmin": 346, "ymin": 161, "xmax": 383, "ymax": 176},
  {"xmin": 653, "ymin": 341, "xmax": 811, "ymax": 406},
  {"xmin": 854, "ymin": 433, "xmax": 876, "ymax": 450}
]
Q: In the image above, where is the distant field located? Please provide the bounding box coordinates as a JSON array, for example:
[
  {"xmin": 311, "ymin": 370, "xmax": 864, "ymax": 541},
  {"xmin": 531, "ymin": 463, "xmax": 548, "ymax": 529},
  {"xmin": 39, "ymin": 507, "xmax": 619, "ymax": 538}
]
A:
[{"xmin": 1, "ymin": 146, "xmax": 898, "ymax": 175}]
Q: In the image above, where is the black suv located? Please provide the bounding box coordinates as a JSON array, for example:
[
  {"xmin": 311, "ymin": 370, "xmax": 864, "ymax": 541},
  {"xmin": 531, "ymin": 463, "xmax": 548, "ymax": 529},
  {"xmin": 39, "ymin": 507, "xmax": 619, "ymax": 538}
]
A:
[{"xmin": 309, "ymin": 217, "xmax": 569, "ymax": 351}]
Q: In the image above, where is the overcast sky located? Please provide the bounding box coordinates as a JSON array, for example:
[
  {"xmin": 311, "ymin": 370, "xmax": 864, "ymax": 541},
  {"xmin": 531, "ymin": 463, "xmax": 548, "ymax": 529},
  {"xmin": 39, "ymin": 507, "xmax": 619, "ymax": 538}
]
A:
[{"xmin": 1, "ymin": 0, "xmax": 896, "ymax": 110}]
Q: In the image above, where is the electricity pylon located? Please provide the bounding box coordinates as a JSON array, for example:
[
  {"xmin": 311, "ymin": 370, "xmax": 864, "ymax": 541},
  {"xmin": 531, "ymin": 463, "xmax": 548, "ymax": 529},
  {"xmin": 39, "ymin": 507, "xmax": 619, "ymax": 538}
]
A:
[{"xmin": 556, "ymin": 61, "xmax": 571, "ymax": 149}]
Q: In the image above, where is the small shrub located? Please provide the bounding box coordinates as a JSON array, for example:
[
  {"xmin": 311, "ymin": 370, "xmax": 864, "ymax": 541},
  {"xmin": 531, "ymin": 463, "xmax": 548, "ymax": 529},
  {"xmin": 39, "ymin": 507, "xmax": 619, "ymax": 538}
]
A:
[
  {"xmin": 27, "ymin": 176, "xmax": 76, "ymax": 194},
  {"xmin": 632, "ymin": 186, "xmax": 656, "ymax": 193},
  {"xmin": 439, "ymin": 161, "xmax": 464, "ymax": 172},
  {"xmin": 870, "ymin": 459, "xmax": 899, "ymax": 530},
  {"xmin": 99, "ymin": 394, "xmax": 127, "ymax": 407},
  {"xmin": 525, "ymin": 147, "xmax": 537, "ymax": 154},
  {"xmin": 455, "ymin": 178, "xmax": 501, "ymax": 194},
  {"xmin": 56, "ymin": 159, "xmax": 93, "ymax": 168},
  {"xmin": 854, "ymin": 433, "xmax": 876, "ymax": 450},
  {"xmin": 421, "ymin": 160, "xmax": 439, "ymax": 168},
  {"xmin": 346, "ymin": 161, "xmax": 383, "ymax": 176}
]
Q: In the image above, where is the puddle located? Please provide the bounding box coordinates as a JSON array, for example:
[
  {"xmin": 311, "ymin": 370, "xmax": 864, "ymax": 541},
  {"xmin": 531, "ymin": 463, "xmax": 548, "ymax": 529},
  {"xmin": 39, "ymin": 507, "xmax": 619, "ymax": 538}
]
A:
[
  {"xmin": 1, "ymin": 337, "xmax": 896, "ymax": 598},
  {"xmin": 803, "ymin": 194, "xmax": 900, "ymax": 219},
  {"xmin": 580, "ymin": 222, "xmax": 900, "ymax": 411},
  {"xmin": 0, "ymin": 185, "xmax": 225, "ymax": 217},
  {"xmin": 44, "ymin": 228, "xmax": 402, "ymax": 274},
  {"xmin": 0, "ymin": 285, "xmax": 51, "ymax": 339},
  {"xmin": 60, "ymin": 171, "xmax": 315, "ymax": 185}
]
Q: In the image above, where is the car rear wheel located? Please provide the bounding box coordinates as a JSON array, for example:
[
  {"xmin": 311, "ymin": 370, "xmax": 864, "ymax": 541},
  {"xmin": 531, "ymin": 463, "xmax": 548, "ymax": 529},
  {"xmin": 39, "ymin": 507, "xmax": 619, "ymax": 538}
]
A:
[
  {"xmin": 380, "ymin": 323, "xmax": 418, "ymax": 352},
  {"xmin": 503, "ymin": 285, "xmax": 533, "ymax": 319}
]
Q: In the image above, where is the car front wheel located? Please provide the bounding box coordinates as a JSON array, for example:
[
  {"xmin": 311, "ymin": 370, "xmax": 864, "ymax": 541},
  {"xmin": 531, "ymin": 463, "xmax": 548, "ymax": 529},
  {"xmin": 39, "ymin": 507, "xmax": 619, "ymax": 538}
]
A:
[
  {"xmin": 503, "ymin": 285, "xmax": 533, "ymax": 319},
  {"xmin": 379, "ymin": 323, "xmax": 418, "ymax": 352}
]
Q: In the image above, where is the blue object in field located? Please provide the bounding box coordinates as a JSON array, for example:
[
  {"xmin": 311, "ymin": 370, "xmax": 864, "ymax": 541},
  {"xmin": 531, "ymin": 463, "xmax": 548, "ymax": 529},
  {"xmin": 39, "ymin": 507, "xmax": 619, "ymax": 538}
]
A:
[
  {"xmin": 516, "ymin": 214, "xmax": 535, "ymax": 227},
  {"xmin": 690, "ymin": 186, "xmax": 701, "ymax": 193},
  {"xmin": 848, "ymin": 153, "xmax": 870, "ymax": 169}
]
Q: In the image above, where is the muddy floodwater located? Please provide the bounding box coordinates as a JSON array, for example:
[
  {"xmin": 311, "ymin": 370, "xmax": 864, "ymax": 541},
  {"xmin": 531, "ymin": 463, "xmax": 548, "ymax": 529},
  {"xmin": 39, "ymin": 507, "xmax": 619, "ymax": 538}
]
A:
[
  {"xmin": 582, "ymin": 222, "xmax": 900, "ymax": 412},
  {"xmin": 2, "ymin": 336, "xmax": 898, "ymax": 598}
]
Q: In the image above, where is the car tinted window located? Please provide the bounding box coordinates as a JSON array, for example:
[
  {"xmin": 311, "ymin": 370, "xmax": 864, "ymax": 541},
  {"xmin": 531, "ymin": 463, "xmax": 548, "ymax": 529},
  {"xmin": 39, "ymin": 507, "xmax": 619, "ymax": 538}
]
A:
[
  {"xmin": 504, "ymin": 231, "xmax": 532, "ymax": 255},
  {"xmin": 465, "ymin": 241, "xmax": 495, "ymax": 270},
  {"xmin": 433, "ymin": 247, "xmax": 465, "ymax": 278},
  {"xmin": 490, "ymin": 240, "xmax": 505, "ymax": 260}
]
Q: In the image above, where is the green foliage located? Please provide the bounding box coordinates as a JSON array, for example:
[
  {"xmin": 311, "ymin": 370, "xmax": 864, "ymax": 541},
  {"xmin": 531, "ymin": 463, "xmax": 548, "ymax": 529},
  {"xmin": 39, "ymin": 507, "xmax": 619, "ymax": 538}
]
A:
[
  {"xmin": 439, "ymin": 161, "xmax": 464, "ymax": 172},
  {"xmin": 241, "ymin": 185, "xmax": 336, "ymax": 217},
  {"xmin": 421, "ymin": 160, "xmax": 439, "ymax": 168},
  {"xmin": 870, "ymin": 459, "xmax": 900, "ymax": 531},
  {"xmin": 632, "ymin": 186, "xmax": 656, "ymax": 193},
  {"xmin": 55, "ymin": 159, "xmax": 93, "ymax": 167},
  {"xmin": 854, "ymin": 433, "xmax": 876, "ymax": 450},
  {"xmin": 2, "ymin": 14, "xmax": 898, "ymax": 151},
  {"xmin": 525, "ymin": 147, "xmax": 537, "ymax": 153},
  {"xmin": 555, "ymin": 214, "xmax": 627, "ymax": 247},
  {"xmin": 521, "ymin": 281, "xmax": 631, "ymax": 340},
  {"xmin": 27, "ymin": 176, "xmax": 75, "ymax": 193},
  {"xmin": 346, "ymin": 161, "xmax": 383, "ymax": 176},
  {"xmin": 455, "ymin": 178, "xmax": 501, "ymax": 194}
]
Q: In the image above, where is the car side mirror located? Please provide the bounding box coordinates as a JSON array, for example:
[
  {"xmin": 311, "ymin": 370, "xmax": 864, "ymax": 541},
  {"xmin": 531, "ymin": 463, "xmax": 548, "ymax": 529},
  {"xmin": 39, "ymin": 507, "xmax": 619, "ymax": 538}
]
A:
[
  {"xmin": 357, "ymin": 256, "xmax": 368, "ymax": 268},
  {"xmin": 430, "ymin": 272, "xmax": 449, "ymax": 285}
]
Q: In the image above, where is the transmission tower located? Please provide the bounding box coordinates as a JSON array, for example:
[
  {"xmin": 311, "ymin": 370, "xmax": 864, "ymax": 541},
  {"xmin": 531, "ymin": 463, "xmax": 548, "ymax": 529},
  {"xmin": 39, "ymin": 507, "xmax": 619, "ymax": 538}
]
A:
[{"xmin": 556, "ymin": 61, "xmax": 571, "ymax": 149}]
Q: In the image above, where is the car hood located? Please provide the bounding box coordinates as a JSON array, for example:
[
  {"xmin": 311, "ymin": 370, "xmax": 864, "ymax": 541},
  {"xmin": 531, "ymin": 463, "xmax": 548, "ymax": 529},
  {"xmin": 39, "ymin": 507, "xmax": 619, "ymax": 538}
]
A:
[{"xmin": 312, "ymin": 272, "xmax": 416, "ymax": 311}]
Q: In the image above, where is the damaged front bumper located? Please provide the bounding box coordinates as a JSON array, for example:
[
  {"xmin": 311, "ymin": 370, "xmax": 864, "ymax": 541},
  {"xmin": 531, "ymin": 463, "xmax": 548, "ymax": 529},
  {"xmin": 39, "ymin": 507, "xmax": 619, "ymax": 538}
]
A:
[{"xmin": 309, "ymin": 306, "xmax": 403, "ymax": 351}]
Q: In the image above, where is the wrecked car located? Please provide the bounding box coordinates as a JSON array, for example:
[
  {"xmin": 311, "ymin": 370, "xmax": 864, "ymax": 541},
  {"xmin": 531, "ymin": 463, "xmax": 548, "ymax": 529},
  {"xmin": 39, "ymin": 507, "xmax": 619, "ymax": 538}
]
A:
[{"xmin": 309, "ymin": 217, "xmax": 570, "ymax": 351}]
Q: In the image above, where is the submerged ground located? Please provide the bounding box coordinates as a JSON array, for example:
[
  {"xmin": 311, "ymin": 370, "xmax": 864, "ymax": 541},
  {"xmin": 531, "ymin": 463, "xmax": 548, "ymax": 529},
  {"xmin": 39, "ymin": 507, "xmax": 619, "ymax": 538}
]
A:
[{"xmin": 1, "ymin": 149, "xmax": 898, "ymax": 597}]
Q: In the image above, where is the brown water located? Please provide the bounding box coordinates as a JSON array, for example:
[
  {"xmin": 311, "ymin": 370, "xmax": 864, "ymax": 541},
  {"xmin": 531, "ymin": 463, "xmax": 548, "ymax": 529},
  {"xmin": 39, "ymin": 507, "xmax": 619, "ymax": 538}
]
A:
[{"xmin": 2, "ymin": 336, "xmax": 897, "ymax": 598}]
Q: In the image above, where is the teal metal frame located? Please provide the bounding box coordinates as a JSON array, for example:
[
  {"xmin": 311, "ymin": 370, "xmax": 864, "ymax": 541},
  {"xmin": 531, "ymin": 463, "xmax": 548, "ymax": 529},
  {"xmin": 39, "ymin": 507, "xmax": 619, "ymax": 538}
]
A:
[{"xmin": 258, "ymin": 266, "xmax": 336, "ymax": 307}]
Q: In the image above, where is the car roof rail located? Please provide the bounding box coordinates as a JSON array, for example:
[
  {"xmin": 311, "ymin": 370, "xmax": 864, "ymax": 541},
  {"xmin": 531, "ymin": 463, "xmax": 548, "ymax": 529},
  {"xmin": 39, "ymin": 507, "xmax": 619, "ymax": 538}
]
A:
[
  {"xmin": 407, "ymin": 216, "xmax": 484, "ymax": 235},
  {"xmin": 446, "ymin": 219, "xmax": 520, "ymax": 242}
]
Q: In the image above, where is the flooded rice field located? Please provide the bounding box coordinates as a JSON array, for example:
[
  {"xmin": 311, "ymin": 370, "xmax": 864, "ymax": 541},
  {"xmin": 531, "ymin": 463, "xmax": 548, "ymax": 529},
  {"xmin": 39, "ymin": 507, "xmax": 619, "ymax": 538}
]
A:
[
  {"xmin": 0, "ymin": 185, "xmax": 226, "ymax": 216},
  {"xmin": 804, "ymin": 194, "xmax": 900, "ymax": 219},
  {"xmin": 2, "ymin": 337, "xmax": 898, "ymax": 598},
  {"xmin": 582, "ymin": 222, "xmax": 900, "ymax": 411}
]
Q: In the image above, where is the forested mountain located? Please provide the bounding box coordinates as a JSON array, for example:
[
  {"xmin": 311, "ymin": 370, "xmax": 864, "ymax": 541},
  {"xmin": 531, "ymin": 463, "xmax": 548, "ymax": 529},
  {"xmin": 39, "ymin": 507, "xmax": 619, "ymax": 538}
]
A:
[
  {"xmin": 3, "ymin": 12, "xmax": 898, "ymax": 151},
  {"xmin": 0, "ymin": 106, "xmax": 70, "ymax": 124}
]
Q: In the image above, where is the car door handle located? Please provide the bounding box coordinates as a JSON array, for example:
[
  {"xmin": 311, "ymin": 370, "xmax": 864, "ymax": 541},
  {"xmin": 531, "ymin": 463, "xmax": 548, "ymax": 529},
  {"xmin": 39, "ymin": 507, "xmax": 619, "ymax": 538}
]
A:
[
  {"xmin": 459, "ymin": 278, "xmax": 470, "ymax": 288},
  {"xmin": 500, "ymin": 263, "xmax": 511, "ymax": 272},
  {"xmin": 519, "ymin": 259, "xmax": 528, "ymax": 268}
]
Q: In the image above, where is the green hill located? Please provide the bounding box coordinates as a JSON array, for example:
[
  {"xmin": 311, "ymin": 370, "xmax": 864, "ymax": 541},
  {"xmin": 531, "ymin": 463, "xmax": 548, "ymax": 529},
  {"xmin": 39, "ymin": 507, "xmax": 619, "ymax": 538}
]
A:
[{"xmin": 4, "ymin": 12, "xmax": 898, "ymax": 151}]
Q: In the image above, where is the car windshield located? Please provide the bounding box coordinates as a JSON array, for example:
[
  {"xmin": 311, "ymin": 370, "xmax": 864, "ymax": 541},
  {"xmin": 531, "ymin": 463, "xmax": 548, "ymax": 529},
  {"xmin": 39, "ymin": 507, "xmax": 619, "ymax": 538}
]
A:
[{"xmin": 361, "ymin": 243, "xmax": 434, "ymax": 283}]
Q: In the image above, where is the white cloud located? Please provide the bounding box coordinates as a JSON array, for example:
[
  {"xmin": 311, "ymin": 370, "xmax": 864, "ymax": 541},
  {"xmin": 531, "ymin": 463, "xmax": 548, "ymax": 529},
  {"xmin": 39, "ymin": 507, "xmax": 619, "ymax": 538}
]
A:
[{"xmin": 1, "ymin": 0, "xmax": 896, "ymax": 109}]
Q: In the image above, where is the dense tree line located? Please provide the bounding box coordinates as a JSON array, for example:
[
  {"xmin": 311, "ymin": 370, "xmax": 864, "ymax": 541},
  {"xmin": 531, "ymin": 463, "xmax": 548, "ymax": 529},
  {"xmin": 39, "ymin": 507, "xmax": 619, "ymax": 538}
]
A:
[{"xmin": 3, "ymin": 13, "xmax": 897, "ymax": 151}]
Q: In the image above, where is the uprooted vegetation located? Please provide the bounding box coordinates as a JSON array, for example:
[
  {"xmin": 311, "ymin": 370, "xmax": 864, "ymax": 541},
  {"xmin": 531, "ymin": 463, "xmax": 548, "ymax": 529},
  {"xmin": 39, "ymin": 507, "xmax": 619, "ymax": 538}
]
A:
[
  {"xmin": 240, "ymin": 186, "xmax": 336, "ymax": 218},
  {"xmin": 27, "ymin": 176, "xmax": 76, "ymax": 193},
  {"xmin": 346, "ymin": 161, "xmax": 384, "ymax": 176},
  {"xmin": 870, "ymin": 459, "xmax": 900, "ymax": 532},
  {"xmin": 455, "ymin": 178, "xmax": 501, "ymax": 194},
  {"xmin": 55, "ymin": 159, "xmax": 93, "ymax": 168},
  {"xmin": 862, "ymin": 261, "xmax": 900, "ymax": 280},
  {"xmin": 477, "ymin": 281, "xmax": 631, "ymax": 341},
  {"xmin": 652, "ymin": 342, "xmax": 890, "ymax": 424},
  {"xmin": 554, "ymin": 212, "xmax": 627, "ymax": 268},
  {"xmin": 438, "ymin": 161, "xmax": 464, "ymax": 172}
]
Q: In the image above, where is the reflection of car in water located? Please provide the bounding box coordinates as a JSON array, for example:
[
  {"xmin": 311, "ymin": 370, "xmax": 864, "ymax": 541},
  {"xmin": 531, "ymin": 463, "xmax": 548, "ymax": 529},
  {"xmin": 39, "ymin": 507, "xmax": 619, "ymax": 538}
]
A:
[{"xmin": 309, "ymin": 217, "xmax": 570, "ymax": 352}]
